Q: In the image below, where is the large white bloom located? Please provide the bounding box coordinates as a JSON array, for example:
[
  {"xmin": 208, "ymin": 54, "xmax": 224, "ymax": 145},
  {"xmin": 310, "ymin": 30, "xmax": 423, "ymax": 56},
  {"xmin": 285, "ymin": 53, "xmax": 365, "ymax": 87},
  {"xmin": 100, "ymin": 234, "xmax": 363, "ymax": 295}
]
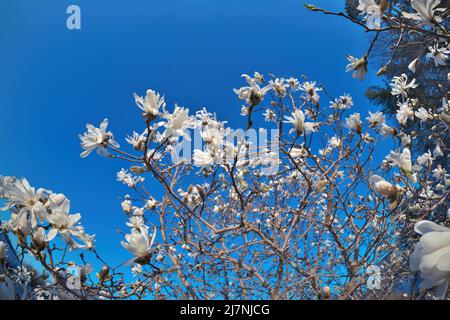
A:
[
  {"xmin": 426, "ymin": 45, "xmax": 450, "ymax": 67},
  {"xmin": 402, "ymin": 0, "xmax": 444, "ymax": 25},
  {"xmin": 79, "ymin": 119, "xmax": 119, "ymax": 158},
  {"xmin": 193, "ymin": 149, "xmax": 214, "ymax": 167},
  {"xmin": 396, "ymin": 101, "xmax": 414, "ymax": 126},
  {"xmin": 366, "ymin": 111, "xmax": 385, "ymax": 129},
  {"xmin": 390, "ymin": 74, "xmax": 418, "ymax": 97},
  {"xmin": 410, "ymin": 220, "xmax": 450, "ymax": 298},
  {"xmin": 121, "ymin": 226, "xmax": 157, "ymax": 263},
  {"xmin": 346, "ymin": 55, "xmax": 368, "ymax": 80},
  {"xmin": 299, "ymin": 81, "xmax": 322, "ymax": 103},
  {"xmin": 134, "ymin": 89, "xmax": 166, "ymax": 119},
  {"xmin": 284, "ymin": 109, "xmax": 318, "ymax": 136},
  {"xmin": 345, "ymin": 113, "xmax": 362, "ymax": 134},
  {"xmin": 47, "ymin": 194, "xmax": 89, "ymax": 249},
  {"xmin": 31, "ymin": 227, "xmax": 58, "ymax": 251},
  {"xmin": 415, "ymin": 107, "xmax": 433, "ymax": 122},
  {"xmin": 369, "ymin": 175, "xmax": 401, "ymax": 200},
  {"xmin": 284, "ymin": 109, "xmax": 305, "ymax": 136},
  {"xmin": 233, "ymin": 74, "xmax": 273, "ymax": 106},
  {"xmin": 1, "ymin": 178, "xmax": 49, "ymax": 229},
  {"xmin": 389, "ymin": 148, "xmax": 412, "ymax": 177},
  {"xmin": 357, "ymin": 0, "xmax": 382, "ymax": 29},
  {"xmin": 162, "ymin": 105, "xmax": 194, "ymax": 140}
]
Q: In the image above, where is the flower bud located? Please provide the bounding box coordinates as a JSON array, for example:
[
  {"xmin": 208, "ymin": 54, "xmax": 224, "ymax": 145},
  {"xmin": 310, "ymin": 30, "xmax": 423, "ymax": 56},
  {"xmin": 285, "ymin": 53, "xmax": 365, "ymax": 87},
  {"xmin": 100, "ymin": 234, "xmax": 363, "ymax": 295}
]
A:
[
  {"xmin": 130, "ymin": 166, "xmax": 145, "ymax": 174},
  {"xmin": 0, "ymin": 241, "xmax": 6, "ymax": 261},
  {"xmin": 97, "ymin": 265, "xmax": 110, "ymax": 282},
  {"xmin": 314, "ymin": 180, "xmax": 327, "ymax": 193},
  {"xmin": 376, "ymin": 66, "xmax": 387, "ymax": 76},
  {"xmin": 321, "ymin": 286, "xmax": 331, "ymax": 299}
]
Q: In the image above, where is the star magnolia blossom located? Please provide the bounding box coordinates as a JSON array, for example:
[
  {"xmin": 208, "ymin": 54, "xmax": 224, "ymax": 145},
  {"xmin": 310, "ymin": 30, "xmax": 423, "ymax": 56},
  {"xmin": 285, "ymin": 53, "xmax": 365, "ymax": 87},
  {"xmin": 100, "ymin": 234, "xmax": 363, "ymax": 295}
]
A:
[
  {"xmin": 1, "ymin": 178, "xmax": 49, "ymax": 230},
  {"xmin": 193, "ymin": 149, "xmax": 215, "ymax": 167},
  {"xmin": 402, "ymin": 0, "xmax": 444, "ymax": 25},
  {"xmin": 233, "ymin": 74, "xmax": 273, "ymax": 106},
  {"xmin": 299, "ymin": 81, "xmax": 322, "ymax": 103},
  {"xmin": 357, "ymin": 0, "xmax": 382, "ymax": 29},
  {"xmin": 370, "ymin": 175, "xmax": 400, "ymax": 199},
  {"xmin": 389, "ymin": 148, "xmax": 413, "ymax": 177},
  {"xmin": 134, "ymin": 89, "xmax": 166, "ymax": 119},
  {"xmin": 366, "ymin": 111, "xmax": 385, "ymax": 129},
  {"xmin": 162, "ymin": 105, "xmax": 194, "ymax": 140},
  {"xmin": 345, "ymin": 113, "xmax": 362, "ymax": 134},
  {"xmin": 79, "ymin": 118, "xmax": 119, "ymax": 158},
  {"xmin": 390, "ymin": 74, "xmax": 418, "ymax": 97},
  {"xmin": 284, "ymin": 109, "xmax": 317, "ymax": 136},
  {"xmin": 410, "ymin": 220, "xmax": 450, "ymax": 299},
  {"xmin": 426, "ymin": 45, "xmax": 450, "ymax": 67},
  {"xmin": 346, "ymin": 55, "xmax": 368, "ymax": 80},
  {"xmin": 121, "ymin": 226, "xmax": 157, "ymax": 263}
]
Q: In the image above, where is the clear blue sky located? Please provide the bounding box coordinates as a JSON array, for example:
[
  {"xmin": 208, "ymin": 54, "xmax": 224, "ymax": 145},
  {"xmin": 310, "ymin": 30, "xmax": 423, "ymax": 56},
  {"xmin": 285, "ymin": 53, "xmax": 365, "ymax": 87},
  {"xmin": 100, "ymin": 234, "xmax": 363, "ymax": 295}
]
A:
[{"xmin": 0, "ymin": 0, "xmax": 385, "ymax": 268}]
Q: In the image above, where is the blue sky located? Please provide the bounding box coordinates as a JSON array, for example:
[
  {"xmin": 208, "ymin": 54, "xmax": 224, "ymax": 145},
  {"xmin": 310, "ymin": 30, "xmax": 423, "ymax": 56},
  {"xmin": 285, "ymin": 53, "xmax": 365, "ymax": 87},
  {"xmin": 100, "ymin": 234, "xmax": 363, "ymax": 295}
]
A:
[{"xmin": 0, "ymin": 0, "xmax": 385, "ymax": 268}]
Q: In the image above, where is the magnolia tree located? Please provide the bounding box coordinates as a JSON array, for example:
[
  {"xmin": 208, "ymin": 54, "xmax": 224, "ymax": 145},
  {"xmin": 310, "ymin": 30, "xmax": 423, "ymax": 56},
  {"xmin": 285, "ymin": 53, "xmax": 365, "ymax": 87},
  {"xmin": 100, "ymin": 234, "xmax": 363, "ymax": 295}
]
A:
[{"xmin": 0, "ymin": 0, "xmax": 449, "ymax": 300}]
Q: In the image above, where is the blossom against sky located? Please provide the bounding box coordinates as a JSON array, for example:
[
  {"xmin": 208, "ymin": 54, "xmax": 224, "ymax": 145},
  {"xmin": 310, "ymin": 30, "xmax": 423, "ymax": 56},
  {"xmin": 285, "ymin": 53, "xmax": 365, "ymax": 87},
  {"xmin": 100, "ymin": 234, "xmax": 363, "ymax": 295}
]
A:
[{"xmin": 0, "ymin": 0, "xmax": 384, "ymax": 267}]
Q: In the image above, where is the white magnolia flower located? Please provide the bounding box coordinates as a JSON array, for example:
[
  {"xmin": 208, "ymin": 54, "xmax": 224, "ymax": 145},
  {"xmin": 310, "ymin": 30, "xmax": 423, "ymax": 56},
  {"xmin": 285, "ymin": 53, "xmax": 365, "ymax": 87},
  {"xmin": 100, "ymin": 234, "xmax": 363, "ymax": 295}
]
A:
[
  {"xmin": 117, "ymin": 169, "xmax": 144, "ymax": 188},
  {"xmin": 389, "ymin": 148, "xmax": 413, "ymax": 177},
  {"xmin": 269, "ymin": 78, "xmax": 288, "ymax": 97},
  {"xmin": 434, "ymin": 143, "xmax": 443, "ymax": 157},
  {"xmin": 263, "ymin": 109, "xmax": 277, "ymax": 122},
  {"xmin": 415, "ymin": 107, "xmax": 433, "ymax": 122},
  {"xmin": 2, "ymin": 178, "xmax": 49, "ymax": 229},
  {"xmin": 366, "ymin": 111, "xmax": 385, "ymax": 129},
  {"xmin": 284, "ymin": 109, "xmax": 317, "ymax": 135},
  {"xmin": 299, "ymin": 81, "xmax": 322, "ymax": 103},
  {"xmin": 134, "ymin": 89, "xmax": 165, "ymax": 119},
  {"xmin": 380, "ymin": 124, "xmax": 396, "ymax": 137},
  {"xmin": 402, "ymin": 0, "xmax": 444, "ymax": 25},
  {"xmin": 47, "ymin": 194, "xmax": 86, "ymax": 249},
  {"xmin": 408, "ymin": 58, "xmax": 419, "ymax": 73},
  {"xmin": 328, "ymin": 136, "xmax": 341, "ymax": 148},
  {"xmin": 396, "ymin": 101, "xmax": 414, "ymax": 126},
  {"xmin": 330, "ymin": 94, "xmax": 353, "ymax": 110},
  {"xmin": 410, "ymin": 220, "xmax": 450, "ymax": 299},
  {"xmin": 131, "ymin": 264, "xmax": 143, "ymax": 277},
  {"xmin": 31, "ymin": 227, "xmax": 58, "ymax": 251},
  {"xmin": 121, "ymin": 199, "xmax": 132, "ymax": 213},
  {"xmin": 426, "ymin": 45, "xmax": 450, "ymax": 67},
  {"xmin": 126, "ymin": 216, "xmax": 147, "ymax": 230},
  {"xmin": 233, "ymin": 74, "xmax": 273, "ymax": 106},
  {"xmin": 346, "ymin": 55, "xmax": 368, "ymax": 80},
  {"xmin": 417, "ymin": 151, "xmax": 433, "ymax": 167},
  {"xmin": 370, "ymin": 175, "xmax": 399, "ymax": 199},
  {"xmin": 357, "ymin": 0, "xmax": 382, "ymax": 29},
  {"xmin": 390, "ymin": 74, "xmax": 418, "ymax": 97},
  {"xmin": 284, "ymin": 109, "xmax": 304, "ymax": 136},
  {"xmin": 126, "ymin": 131, "xmax": 147, "ymax": 150},
  {"xmin": 345, "ymin": 113, "xmax": 362, "ymax": 134},
  {"xmin": 193, "ymin": 149, "xmax": 214, "ymax": 167},
  {"xmin": 162, "ymin": 105, "xmax": 194, "ymax": 139},
  {"xmin": 286, "ymin": 77, "xmax": 300, "ymax": 90},
  {"xmin": 121, "ymin": 226, "xmax": 157, "ymax": 263},
  {"xmin": 289, "ymin": 146, "xmax": 307, "ymax": 158},
  {"xmin": 79, "ymin": 119, "xmax": 119, "ymax": 158}
]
